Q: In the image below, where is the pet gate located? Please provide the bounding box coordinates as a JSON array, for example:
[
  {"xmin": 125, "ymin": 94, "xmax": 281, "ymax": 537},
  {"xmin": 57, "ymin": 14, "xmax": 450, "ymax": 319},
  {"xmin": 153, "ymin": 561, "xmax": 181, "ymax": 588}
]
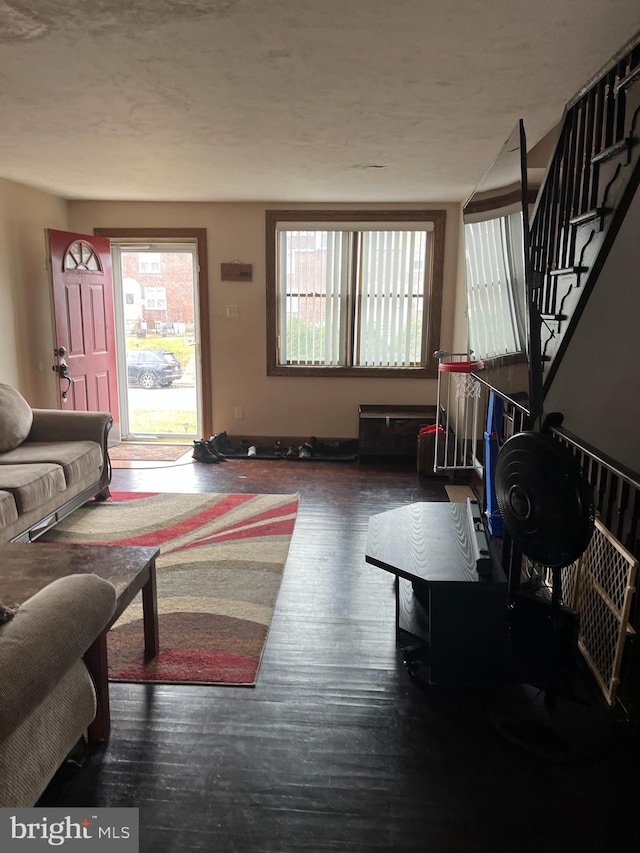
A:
[
  {"xmin": 433, "ymin": 351, "xmax": 484, "ymax": 473},
  {"xmin": 561, "ymin": 518, "xmax": 638, "ymax": 707}
]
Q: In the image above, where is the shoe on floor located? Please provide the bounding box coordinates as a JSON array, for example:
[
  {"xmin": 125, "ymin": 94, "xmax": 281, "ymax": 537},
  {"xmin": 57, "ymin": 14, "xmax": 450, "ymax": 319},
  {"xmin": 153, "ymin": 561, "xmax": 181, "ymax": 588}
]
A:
[
  {"xmin": 211, "ymin": 431, "xmax": 234, "ymax": 452},
  {"xmin": 206, "ymin": 438, "xmax": 227, "ymax": 460},
  {"xmin": 298, "ymin": 443, "xmax": 313, "ymax": 459},
  {"xmin": 192, "ymin": 439, "xmax": 220, "ymax": 463},
  {"xmin": 285, "ymin": 445, "xmax": 298, "ymax": 458}
]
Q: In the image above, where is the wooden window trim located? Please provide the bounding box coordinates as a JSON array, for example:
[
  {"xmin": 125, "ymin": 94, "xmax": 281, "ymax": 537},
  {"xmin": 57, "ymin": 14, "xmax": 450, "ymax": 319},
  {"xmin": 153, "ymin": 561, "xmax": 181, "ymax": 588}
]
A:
[{"xmin": 265, "ymin": 209, "xmax": 446, "ymax": 378}]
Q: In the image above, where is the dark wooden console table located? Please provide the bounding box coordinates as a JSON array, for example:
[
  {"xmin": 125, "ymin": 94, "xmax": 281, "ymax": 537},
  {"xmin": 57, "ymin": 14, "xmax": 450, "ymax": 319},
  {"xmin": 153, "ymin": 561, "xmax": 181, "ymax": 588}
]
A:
[{"xmin": 365, "ymin": 501, "xmax": 508, "ymax": 685}]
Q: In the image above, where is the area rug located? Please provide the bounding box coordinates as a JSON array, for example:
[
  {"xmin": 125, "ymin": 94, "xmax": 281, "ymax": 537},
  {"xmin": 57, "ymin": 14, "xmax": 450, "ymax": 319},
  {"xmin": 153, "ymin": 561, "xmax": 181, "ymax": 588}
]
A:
[
  {"xmin": 108, "ymin": 443, "xmax": 190, "ymax": 462},
  {"xmin": 43, "ymin": 491, "xmax": 299, "ymax": 686}
]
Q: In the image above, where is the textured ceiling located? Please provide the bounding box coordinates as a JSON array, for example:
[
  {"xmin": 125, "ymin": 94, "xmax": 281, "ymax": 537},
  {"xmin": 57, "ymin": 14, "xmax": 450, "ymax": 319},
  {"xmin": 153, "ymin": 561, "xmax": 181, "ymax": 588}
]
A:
[{"xmin": 0, "ymin": 1, "xmax": 638, "ymax": 203}]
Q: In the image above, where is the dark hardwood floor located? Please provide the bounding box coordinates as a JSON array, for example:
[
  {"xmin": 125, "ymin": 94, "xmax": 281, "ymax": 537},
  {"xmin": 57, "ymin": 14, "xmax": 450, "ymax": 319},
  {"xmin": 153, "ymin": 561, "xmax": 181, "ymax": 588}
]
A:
[{"xmin": 40, "ymin": 458, "xmax": 638, "ymax": 852}]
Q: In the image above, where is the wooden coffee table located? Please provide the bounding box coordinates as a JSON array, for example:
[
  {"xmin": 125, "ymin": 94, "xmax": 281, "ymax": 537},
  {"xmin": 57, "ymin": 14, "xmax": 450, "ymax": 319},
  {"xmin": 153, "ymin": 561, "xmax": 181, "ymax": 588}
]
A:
[{"xmin": 0, "ymin": 542, "xmax": 160, "ymax": 743}]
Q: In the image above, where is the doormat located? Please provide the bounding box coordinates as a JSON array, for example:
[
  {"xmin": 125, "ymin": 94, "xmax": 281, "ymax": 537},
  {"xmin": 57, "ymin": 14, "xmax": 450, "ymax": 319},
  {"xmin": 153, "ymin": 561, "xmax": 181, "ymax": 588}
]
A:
[
  {"xmin": 43, "ymin": 491, "xmax": 299, "ymax": 686},
  {"xmin": 108, "ymin": 443, "xmax": 190, "ymax": 462}
]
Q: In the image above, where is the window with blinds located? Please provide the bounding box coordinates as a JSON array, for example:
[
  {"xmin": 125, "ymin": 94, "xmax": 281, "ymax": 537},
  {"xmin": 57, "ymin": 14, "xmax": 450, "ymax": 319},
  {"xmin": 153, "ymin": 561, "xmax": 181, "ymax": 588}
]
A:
[
  {"xmin": 266, "ymin": 211, "xmax": 446, "ymax": 378},
  {"xmin": 464, "ymin": 211, "xmax": 526, "ymax": 359}
]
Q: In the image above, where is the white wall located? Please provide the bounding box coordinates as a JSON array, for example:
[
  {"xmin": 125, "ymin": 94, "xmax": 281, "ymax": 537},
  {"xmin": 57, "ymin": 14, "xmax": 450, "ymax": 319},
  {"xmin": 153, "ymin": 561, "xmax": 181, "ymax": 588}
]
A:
[
  {"xmin": 545, "ymin": 185, "xmax": 640, "ymax": 474},
  {"xmin": 0, "ymin": 179, "xmax": 69, "ymax": 405}
]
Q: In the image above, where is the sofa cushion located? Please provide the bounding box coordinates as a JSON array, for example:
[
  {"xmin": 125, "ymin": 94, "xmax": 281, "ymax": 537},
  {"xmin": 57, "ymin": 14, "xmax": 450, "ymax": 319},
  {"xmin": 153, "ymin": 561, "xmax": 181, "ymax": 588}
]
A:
[
  {"xmin": 0, "ymin": 441, "xmax": 102, "ymax": 487},
  {"xmin": 0, "ymin": 464, "xmax": 65, "ymax": 513},
  {"xmin": 0, "ymin": 385, "xmax": 33, "ymax": 453},
  {"xmin": 0, "ymin": 489, "xmax": 18, "ymax": 528}
]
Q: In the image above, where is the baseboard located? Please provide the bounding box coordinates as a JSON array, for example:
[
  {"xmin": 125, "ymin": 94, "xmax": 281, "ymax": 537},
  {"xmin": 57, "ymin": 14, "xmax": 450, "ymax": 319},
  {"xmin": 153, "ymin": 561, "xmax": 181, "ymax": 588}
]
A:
[
  {"xmin": 222, "ymin": 434, "xmax": 355, "ymax": 447},
  {"xmin": 213, "ymin": 434, "xmax": 359, "ymax": 462}
]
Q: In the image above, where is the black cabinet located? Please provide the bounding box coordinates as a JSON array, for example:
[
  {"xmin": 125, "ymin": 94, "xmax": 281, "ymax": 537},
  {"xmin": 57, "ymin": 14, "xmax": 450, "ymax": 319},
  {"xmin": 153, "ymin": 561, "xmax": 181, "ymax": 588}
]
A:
[
  {"xmin": 365, "ymin": 501, "xmax": 508, "ymax": 685},
  {"xmin": 358, "ymin": 404, "xmax": 437, "ymax": 459}
]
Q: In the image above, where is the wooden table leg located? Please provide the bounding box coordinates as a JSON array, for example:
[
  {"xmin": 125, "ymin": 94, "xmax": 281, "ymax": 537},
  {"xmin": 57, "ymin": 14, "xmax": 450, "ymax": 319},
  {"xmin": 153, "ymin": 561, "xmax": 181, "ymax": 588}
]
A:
[
  {"xmin": 142, "ymin": 559, "xmax": 159, "ymax": 661},
  {"xmin": 84, "ymin": 631, "xmax": 110, "ymax": 743}
]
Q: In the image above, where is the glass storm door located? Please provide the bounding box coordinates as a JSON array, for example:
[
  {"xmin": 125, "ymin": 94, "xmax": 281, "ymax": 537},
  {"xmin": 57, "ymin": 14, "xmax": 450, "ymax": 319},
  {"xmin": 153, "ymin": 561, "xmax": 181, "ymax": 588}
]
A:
[{"xmin": 111, "ymin": 243, "xmax": 202, "ymax": 441}]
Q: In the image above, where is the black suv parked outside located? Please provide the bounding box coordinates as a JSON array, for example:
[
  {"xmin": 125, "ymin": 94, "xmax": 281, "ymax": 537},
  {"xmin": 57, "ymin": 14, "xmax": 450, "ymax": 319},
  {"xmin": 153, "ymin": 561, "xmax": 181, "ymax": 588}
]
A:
[{"xmin": 126, "ymin": 350, "xmax": 182, "ymax": 389}]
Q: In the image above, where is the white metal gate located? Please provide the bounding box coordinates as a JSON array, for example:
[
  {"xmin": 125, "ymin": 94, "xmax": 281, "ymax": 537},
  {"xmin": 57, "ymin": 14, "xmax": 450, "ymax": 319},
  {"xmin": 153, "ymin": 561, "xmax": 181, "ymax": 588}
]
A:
[{"xmin": 433, "ymin": 351, "xmax": 484, "ymax": 473}]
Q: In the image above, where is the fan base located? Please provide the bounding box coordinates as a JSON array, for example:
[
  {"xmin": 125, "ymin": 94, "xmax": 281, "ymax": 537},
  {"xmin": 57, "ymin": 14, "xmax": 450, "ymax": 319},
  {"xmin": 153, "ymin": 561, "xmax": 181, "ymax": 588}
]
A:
[{"xmin": 490, "ymin": 682, "xmax": 613, "ymax": 764}]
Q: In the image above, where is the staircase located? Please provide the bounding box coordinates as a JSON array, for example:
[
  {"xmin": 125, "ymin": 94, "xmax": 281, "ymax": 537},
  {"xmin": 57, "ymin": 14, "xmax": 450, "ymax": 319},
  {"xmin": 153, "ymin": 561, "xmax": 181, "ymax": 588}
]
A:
[
  {"xmin": 530, "ymin": 36, "xmax": 640, "ymax": 394},
  {"xmin": 526, "ymin": 37, "xmax": 640, "ymax": 726}
]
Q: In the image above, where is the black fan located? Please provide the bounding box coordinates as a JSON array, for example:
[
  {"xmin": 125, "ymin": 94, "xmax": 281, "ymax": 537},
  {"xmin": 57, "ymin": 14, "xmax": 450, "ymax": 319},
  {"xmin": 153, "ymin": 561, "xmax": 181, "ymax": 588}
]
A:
[
  {"xmin": 495, "ymin": 431, "xmax": 595, "ymax": 568},
  {"xmin": 491, "ymin": 431, "xmax": 606, "ymax": 761}
]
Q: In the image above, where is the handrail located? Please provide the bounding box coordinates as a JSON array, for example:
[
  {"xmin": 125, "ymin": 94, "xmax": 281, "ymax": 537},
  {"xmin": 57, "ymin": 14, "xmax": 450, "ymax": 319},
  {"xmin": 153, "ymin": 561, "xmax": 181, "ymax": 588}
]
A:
[
  {"xmin": 530, "ymin": 33, "xmax": 640, "ymax": 393},
  {"xmin": 549, "ymin": 424, "xmax": 639, "ymax": 562},
  {"xmin": 550, "ymin": 425, "xmax": 640, "ymax": 489},
  {"xmin": 565, "ymin": 30, "xmax": 640, "ymax": 110}
]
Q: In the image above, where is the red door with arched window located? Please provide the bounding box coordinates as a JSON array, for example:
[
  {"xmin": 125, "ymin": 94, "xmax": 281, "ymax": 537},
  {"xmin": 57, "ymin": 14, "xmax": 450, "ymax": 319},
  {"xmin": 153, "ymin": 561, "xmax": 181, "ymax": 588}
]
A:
[{"xmin": 47, "ymin": 229, "xmax": 119, "ymax": 429}]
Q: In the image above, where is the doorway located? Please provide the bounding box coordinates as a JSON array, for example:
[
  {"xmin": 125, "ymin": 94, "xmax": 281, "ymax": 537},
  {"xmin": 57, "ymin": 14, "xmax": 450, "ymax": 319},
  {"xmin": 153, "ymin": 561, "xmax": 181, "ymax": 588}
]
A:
[{"xmin": 97, "ymin": 229, "xmax": 211, "ymax": 443}]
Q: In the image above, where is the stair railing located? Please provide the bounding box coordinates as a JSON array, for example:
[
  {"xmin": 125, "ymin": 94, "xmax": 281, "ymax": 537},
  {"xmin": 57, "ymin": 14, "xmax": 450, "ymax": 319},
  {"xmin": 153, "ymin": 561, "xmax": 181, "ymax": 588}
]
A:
[{"xmin": 530, "ymin": 36, "xmax": 640, "ymax": 392}]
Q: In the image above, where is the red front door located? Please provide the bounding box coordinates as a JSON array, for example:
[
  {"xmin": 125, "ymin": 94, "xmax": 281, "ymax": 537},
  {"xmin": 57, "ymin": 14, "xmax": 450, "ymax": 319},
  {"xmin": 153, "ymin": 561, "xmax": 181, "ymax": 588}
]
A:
[{"xmin": 47, "ymin": 229, "xmax": 119, "ymax": 427}]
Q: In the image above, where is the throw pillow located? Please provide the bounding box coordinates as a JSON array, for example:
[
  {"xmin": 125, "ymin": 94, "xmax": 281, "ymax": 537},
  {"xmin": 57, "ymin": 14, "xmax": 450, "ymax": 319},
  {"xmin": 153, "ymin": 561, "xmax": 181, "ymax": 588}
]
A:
[{"xmin": 0, "ymin": 384, "xmax": 33, "ymax": 452}]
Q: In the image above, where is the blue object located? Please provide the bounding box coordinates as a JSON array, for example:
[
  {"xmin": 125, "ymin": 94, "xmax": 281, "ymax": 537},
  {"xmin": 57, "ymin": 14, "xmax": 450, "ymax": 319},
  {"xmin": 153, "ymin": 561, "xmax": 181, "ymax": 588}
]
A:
[
  {"xmin": 487, "ymin": 391, "xmax": 504, "ymax": 438},
  {"xmin": 485, "ymin": 393, "xmax": 504, "ymax": 536}
]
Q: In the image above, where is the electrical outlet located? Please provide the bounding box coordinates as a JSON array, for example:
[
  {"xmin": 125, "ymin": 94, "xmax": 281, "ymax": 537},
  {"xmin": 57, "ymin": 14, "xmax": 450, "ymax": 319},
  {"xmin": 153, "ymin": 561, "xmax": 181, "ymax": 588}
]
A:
[
  {"xmin": 226, "ymin": 305, "xmax": 238, "ymax": 318},
  {"xmin": 234, "ymin": 406, "xmax": 244, "ymax": 419}
]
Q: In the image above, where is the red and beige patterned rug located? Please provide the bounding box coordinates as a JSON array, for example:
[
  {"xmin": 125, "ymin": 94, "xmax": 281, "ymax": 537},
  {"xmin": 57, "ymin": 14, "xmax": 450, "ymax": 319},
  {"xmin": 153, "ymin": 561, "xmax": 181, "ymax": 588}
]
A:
[{"xmin": 44, "ymin": 491, "xmax": 299, "ymax": 686}]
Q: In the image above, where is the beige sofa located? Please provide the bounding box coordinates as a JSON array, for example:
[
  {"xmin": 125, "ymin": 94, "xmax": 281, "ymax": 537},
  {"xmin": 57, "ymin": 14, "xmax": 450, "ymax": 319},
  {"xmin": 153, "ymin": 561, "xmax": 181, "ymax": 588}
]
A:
[
  {"xmin": 0, "ymin": 385, "xmax": 112, "ymax": 543},
  {"xmin": 0, "ymin": 573, "xmax": 117, "ymax": 807}
]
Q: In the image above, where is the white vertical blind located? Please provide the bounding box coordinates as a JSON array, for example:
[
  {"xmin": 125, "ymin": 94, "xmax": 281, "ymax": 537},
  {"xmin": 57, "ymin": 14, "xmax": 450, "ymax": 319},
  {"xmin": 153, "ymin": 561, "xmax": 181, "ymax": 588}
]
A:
[
  {"xmin": 356, "ymin": 230, "xmax": 427, "ymax": 366},
  {"xmin": 327, "ymin": 231, "xmax": 348, "ymax": 364},
  {"xmin": 278, "ymin": 226, "xmax": 429, "ymax": 367},
  {"xmin": 278, "ymin": 230, "xmax": 289, "ymax": 365},
  {"xmin": 279, "ymin": 230, "xmax": 349, "ymax": 365},
  {"xmin": 465, "ymin": 214, "xmax": 523, "ymax": 359}
]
